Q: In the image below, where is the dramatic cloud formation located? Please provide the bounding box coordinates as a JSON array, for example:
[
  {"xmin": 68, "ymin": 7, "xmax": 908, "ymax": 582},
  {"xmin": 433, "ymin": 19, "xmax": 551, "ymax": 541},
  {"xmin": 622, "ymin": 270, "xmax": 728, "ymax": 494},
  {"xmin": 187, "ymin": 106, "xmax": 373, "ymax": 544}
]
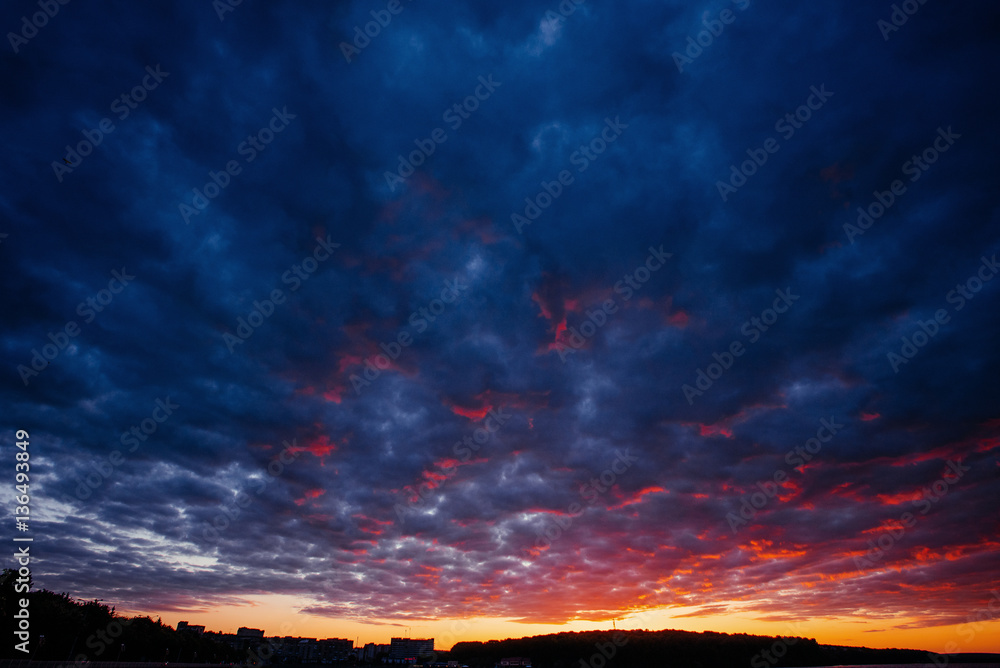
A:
[{"xmin": 1, "ymin": 0, "xmax": 998, "ymax": 652}]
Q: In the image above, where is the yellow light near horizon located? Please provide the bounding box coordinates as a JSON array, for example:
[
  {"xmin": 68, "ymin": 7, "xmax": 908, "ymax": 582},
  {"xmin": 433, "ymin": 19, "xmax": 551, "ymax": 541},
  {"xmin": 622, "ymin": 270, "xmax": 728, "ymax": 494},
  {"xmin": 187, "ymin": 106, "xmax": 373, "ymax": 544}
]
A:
[{"xmin": 119, "ymin": 594, "xmax": 1000, "ymax": 654}]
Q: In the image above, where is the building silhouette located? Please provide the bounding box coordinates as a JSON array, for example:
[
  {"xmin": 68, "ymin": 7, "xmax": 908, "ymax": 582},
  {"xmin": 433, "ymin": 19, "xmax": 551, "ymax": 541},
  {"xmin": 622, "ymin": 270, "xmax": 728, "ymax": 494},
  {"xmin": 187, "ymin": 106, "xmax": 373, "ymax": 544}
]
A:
[
  {"xmin": 388, "ymin": 637, "xmax": 434, "ymax": 663},
  {"xmin": 177, "ymin": 621, "xmax": 206, "ymax": 634}
]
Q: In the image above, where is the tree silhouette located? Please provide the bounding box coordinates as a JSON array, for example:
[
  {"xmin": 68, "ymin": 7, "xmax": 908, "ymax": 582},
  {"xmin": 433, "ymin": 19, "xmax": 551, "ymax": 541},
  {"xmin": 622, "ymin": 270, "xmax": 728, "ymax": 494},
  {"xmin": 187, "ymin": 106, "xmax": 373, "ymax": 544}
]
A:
[{"xmin": 0, "ymin": 570, "xmax": 240, "ymax": 663}]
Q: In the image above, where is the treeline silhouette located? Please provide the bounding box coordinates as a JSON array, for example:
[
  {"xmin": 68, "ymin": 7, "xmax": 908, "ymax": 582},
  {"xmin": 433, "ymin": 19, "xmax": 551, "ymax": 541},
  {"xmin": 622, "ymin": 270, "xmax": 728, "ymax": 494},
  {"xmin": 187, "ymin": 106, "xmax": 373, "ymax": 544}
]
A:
[
  {"xmin": 0, "ymin": 570, "xmax": 241, "ymax": 663},
  {"xmin": 448, "ymin": 628, "xmax": 993, "ymax": 668}
]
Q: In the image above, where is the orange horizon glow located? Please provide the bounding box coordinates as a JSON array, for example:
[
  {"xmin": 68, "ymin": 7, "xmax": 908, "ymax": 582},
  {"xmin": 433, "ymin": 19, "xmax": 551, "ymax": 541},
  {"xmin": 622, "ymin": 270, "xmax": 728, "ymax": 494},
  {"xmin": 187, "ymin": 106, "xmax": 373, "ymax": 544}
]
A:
[{"xmin": 115, "ymin": 594, "xmax": 1000, "ymax": 654}]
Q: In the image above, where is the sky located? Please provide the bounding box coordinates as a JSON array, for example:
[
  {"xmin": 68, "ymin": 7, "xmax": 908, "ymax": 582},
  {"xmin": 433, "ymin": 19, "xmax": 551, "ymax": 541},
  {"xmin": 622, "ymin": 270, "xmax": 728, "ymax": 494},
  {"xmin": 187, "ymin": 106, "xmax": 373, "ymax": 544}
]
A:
[{"xmin": 2, "ymin": 0, "xmax": 999, "ymax": 655}]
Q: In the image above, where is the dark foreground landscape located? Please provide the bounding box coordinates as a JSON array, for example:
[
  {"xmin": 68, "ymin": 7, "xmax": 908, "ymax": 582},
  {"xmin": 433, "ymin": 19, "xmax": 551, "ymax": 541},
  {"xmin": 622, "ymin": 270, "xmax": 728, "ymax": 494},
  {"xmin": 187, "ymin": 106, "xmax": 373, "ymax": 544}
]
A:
[
  {"xmin": 2, "ymin": 579, "xmax": 999, "ymax": 668},
  {"xmin": 449, "ymin": 631, "xmax": 1000, "ymax": 668}
]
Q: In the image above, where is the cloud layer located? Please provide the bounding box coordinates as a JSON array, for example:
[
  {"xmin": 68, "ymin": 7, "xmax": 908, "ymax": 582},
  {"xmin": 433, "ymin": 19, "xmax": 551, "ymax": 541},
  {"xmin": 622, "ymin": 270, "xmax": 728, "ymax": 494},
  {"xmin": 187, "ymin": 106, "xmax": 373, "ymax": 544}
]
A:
[{"xmin": 1, "ymin": 0, "xmax": 998, "ymax": 641}]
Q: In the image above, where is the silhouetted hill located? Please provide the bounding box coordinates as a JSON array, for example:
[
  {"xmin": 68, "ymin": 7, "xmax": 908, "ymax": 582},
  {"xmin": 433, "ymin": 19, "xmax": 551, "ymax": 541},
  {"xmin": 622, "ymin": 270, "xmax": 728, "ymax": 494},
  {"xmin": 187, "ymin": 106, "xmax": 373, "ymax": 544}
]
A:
[{"xmin": 449, "ymin": 628, "xmax": 1000, "ymax": 668}]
